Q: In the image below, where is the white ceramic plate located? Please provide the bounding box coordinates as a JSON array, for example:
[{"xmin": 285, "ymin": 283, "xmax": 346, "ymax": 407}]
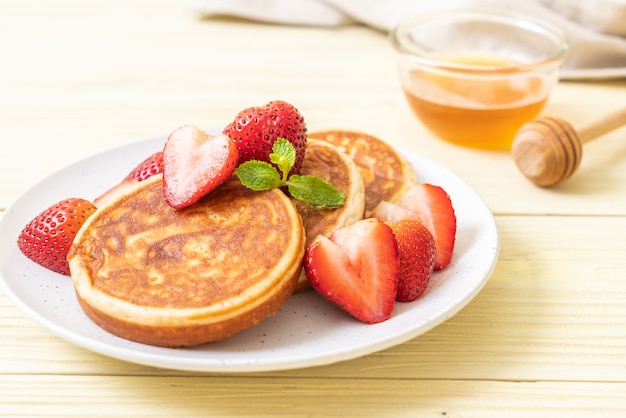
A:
[{"xmin": 0, "ymin": 136, "xmax": 498, "ymax": 373}]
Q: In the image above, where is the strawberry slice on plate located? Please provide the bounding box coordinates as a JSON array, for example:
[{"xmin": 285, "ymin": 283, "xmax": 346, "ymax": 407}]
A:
[
  {"xmin": 304, "ymin": 218, "xmax": 400, "ymax": 324},
  {"xmin": 17, "ymin": 197, "xmax": 97, "ymax": 275},
  {"xmin": 163, "ymin": 125, "xmax": 239, "ymax": 209},
  {"xmin": 389, "ymin": 219, "xmax": 436, "ymax": 302},
  {"xmin": 371, "ymin": 183, "xmax": 456, "ymax": 270}
]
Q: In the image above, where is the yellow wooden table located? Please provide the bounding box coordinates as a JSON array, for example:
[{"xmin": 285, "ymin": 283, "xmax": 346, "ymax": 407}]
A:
[{"xmin": 1, "ymin": 1, "xmax": 626, "ymax": 416}]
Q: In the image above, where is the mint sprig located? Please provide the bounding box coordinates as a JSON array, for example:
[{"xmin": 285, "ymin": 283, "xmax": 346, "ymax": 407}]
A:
[{"xmin": 235, "ymin": 138, "xmax": 345, "ymax": 209}]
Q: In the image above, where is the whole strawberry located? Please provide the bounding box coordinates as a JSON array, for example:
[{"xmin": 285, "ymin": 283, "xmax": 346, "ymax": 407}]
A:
[
  {"xmin": 17, "ymin": 198, "xmax": 97, "ymax": 275},
  {"xmin": 389, "ymin": 219, "xmax": 436, "ymax": 302},
  {"xmin": 223, "ymin": 100, "xmax": 307, "ymax": 174}
]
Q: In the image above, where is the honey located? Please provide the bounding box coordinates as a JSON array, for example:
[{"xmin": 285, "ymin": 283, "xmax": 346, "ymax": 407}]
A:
[{"xmin": 402, "ymin": 54, "xmax": 550, "ymax": 150}]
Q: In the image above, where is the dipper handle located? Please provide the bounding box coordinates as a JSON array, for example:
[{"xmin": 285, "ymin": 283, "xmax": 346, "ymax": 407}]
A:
[
  {"xmin": 512, "ymin": 105, "xmax": 626, "ymax": 187},
  {"xmin": 577, "ymin": 105, "xmax": 626, "ymax": 144}
]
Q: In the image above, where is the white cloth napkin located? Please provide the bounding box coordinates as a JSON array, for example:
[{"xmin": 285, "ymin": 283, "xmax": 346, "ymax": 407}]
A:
[{"xmin": 188, "ymin": 0, "xmax": 626, "ymax": 80}]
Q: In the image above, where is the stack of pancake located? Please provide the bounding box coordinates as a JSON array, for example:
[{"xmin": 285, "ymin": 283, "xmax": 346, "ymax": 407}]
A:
[{"xmin": 68, "ymin": 131, "xmax": 418, "ymax": 347}]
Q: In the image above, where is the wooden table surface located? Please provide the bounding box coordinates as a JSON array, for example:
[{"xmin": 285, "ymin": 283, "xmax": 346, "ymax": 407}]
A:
[{"xmin": 2, "ymin": 1, "xmax": 626, "ymax": 416}]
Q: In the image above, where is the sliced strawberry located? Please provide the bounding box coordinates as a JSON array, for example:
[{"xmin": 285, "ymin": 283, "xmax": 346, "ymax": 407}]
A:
[
  {"xmin": 395, "ymin": 184, "xmax": 456, "ymax": 270},
  {"xmin": 163, "ymin": 125, "xmax": 239, "ymax": 209},
  {"xmin": 123, "ymin": 151, "xmax": 163, "ymax": 182},
  {"xmin": 372, "ymin": 184, "xmax": 456, "ymax": 270},
  {"xmin": 369, "ymin": 200, "xmax": 414, "ymax": 223},
  {"xmin": 304, "ymin": 218, "xmax": 400, "ymax": 324},
  {"xmin": 17, "ymin": 198, "xmax": 97, "ymax": 275},
  {"xmin": 389, "ymin": 219, "xmax": 436, "ymax": 302},
  {"xmin": 223, "ymin": 100, "xmax": 307, "ymax": 175}
]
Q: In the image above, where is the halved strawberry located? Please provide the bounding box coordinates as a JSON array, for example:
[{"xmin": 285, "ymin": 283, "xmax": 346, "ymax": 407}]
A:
[
  {"xmin": 163, "ymin": 125, "xmax": 239, "ymax": 209},
  {"xmin": 304, "ymin": 218, "xmax": 400, "ymax": 324},
  {"xmin": 371, "ymin": 183, "xmax": 456, "ymax": 270},
  {"xmin": 389, "ymin": 219, "xmax": 436, "ymax": 302},
  {"xmin": 222, "ymin": 100, "xmax": 307, "ymax": 175},
  {"xmin": 368, "ymin": 200, "xmax": 413, "ymax": 222},
  {"xmin": 17, "ymin": 198, "xmax": 97, "ymax": 275}
]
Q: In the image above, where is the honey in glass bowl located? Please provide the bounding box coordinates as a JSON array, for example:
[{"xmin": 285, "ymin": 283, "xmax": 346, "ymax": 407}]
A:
[
  {"xmin": 391, "ymin": 10, "xmax": 569, "ymax": 150},
  {"xmin": 402, "ymin": 53, "xmax": 550, "ymax": 150}
]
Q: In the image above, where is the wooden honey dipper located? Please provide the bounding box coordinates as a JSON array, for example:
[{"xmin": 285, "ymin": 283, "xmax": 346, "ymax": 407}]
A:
[{"xmin": 511, "ymin": 106, "xmax": 626, "ymax": 186}]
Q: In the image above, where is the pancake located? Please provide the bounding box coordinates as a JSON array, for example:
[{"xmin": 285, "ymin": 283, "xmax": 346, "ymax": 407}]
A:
[
  {"xmin": 292, "ymin": 139, "xmax": 365, "ymax": 291},
  {"xmin": 68, "ymin": 174, "xmax": 305, "ymax": 348},
  {"xmin": 309, "ymin": 130, "xmax": 418, "ymax": 214}
]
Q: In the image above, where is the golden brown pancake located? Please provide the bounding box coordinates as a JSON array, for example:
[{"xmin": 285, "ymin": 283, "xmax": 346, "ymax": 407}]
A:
[
  {"xmin": 309, "ymin": 130, "xmax": 418, "ymax": 214},
  {"xmin": 292, "ymin": 139, "xmax": 365, "ymax": 291},
  {"xmin": 68, "ymin": 174, "xmax": 305, "ymax": 348}
]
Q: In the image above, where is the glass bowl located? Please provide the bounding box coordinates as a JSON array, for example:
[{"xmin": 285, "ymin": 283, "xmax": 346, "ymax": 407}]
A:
[{"xmin": 390, "ymin": 9, "xmax": 569, "ymax": 150}]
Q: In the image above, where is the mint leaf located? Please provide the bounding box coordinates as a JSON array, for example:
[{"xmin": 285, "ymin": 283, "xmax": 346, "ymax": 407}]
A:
[
  {"xmin": 269, "ymin": 138, "xmax": 296, "ymax": 180},
  {"xmin": 235, "ymin": 160, "xmax": 282, "ymax": 191},
  {"xmin": 287, "ymin": 175, "xmax": 345, "ymax": 209},
  {"xmin": 235, "ymin": 138, "xmax": 345, "ymax": 209}
]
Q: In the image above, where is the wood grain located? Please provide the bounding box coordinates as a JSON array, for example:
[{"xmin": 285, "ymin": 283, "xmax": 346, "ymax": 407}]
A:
[{"xmin": 1, "ymin": 375, "xmax": 625, "ymax": 417}]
